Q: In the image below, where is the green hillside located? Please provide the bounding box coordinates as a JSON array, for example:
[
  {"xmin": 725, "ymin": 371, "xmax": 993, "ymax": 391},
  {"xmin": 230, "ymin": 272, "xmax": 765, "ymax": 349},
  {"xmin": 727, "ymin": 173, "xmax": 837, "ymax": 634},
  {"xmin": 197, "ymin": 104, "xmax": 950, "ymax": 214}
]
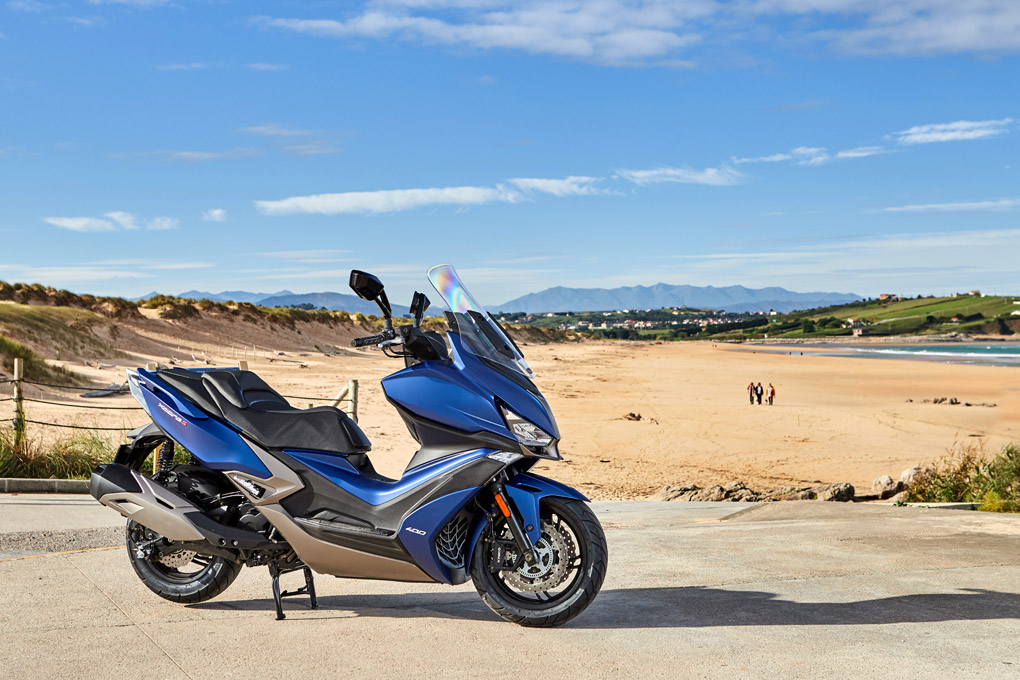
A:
[{"xmin": 726, "ymin": 294, "xmax": 1020, "ymax": 341}]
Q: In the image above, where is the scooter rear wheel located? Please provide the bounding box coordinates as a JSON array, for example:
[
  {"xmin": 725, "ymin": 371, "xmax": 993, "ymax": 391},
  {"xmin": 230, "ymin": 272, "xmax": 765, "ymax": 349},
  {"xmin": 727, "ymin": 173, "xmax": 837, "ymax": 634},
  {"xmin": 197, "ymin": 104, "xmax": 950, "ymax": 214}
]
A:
[
  {"xmin": 470, "ymin": 497, "xmax": 607, "ymax": 627},
  {"xmin": 126, "ymin": 520, "xmax": 241, "ymax": 604}
]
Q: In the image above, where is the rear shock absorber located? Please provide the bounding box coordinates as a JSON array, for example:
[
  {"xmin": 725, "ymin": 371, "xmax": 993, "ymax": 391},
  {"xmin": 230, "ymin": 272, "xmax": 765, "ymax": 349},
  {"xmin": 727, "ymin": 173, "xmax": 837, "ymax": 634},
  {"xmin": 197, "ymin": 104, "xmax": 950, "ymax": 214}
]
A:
[{"xmin": 154, "ymin": 440, "xmax": 176, "ymax": 474}]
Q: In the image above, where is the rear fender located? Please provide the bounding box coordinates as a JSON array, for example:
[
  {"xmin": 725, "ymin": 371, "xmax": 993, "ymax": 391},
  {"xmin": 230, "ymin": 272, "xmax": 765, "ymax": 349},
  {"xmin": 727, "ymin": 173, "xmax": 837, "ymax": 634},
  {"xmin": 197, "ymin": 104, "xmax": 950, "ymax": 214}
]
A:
[{"xmin": 464, "ymin": 472, "xmax": 589, "ymax": 571}]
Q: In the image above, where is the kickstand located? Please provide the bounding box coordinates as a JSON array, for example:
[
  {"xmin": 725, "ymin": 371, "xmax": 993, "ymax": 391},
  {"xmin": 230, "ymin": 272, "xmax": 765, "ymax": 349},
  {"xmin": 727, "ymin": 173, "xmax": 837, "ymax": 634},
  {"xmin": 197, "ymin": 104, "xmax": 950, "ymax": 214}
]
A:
[{"xmin": 270, "ymin": 565, "xmax": 318, "ymax": 620}]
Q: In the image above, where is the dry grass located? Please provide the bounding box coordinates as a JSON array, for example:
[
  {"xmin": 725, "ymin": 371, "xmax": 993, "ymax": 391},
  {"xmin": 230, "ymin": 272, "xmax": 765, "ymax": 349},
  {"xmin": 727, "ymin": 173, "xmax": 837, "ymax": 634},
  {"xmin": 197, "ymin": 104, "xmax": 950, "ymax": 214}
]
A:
[{"xmin": 0, "ymin": 426, "xmax": 115, "ymax": 479}]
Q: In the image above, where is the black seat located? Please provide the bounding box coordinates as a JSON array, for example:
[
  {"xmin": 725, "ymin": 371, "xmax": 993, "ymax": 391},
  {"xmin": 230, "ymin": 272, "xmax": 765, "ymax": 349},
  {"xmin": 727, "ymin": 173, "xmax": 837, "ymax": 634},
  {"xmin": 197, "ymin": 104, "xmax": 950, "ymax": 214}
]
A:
[{"xmin": 156, "ymin": 368, "xmax": 371, "ymax": 457}]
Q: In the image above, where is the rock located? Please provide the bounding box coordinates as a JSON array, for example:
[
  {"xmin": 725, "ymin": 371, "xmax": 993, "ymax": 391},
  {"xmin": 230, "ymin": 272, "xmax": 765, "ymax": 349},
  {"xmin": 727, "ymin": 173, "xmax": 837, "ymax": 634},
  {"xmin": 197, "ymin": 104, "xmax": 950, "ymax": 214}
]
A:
[
  {"xmin": 774, "ymin": 489, "xmax": 817, "ymax": 501},
  {"xmin": 872, "ymin": 475, "xmax": 903, "ymax": 499},
  {"xmin": 900, "ymin": 467, "xmax": 934, "ymax": 487},
  {"xmin": 888, "ymin": 490, "xmax": 909, "ymax": 503},
  {"xmin": 694, "ymin": 485, "xmax": 727, "ymax": 502},
  {"xmin": 816, "ymin": 482, "xmax": 855, "ymax": 502},
  {"xmin": 624, "ymin": 412, "xmax": 642, "ymax": 421},
  {"xmin": 650, "ymin": 484, "xmax": 700, "ymax": 501}
]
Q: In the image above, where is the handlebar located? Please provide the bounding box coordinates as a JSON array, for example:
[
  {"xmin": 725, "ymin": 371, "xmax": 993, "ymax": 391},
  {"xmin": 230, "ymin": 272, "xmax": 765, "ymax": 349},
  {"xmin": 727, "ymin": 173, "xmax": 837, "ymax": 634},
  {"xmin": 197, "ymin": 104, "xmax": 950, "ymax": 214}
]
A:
[{"xmin": 351, "ymin": 328, "xmax": 396, "ymax": 348}]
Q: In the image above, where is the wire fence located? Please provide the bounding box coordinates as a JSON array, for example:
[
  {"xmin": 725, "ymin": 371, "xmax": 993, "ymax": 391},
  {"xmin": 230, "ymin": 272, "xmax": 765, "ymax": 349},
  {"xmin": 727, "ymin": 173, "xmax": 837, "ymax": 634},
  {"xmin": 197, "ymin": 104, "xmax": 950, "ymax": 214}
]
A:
[{"xmin": 3, "ymin": 359, "xmax": 358, "ymax": 441}]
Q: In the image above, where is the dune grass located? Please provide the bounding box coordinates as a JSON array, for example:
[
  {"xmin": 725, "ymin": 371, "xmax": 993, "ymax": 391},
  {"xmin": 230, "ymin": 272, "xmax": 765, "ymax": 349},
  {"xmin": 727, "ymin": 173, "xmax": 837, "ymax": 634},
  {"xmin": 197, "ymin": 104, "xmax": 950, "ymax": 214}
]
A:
[
  {"xmin": 0, "ymin": 334, "xmax": 93, "ymax": 386},
  {"xmin": 0, "ymin": 426, "xmax": 114, "ymax": 479},
  {"xmin": 905, "ymin": 443, "xmax": 1020, "ymax": 512}
]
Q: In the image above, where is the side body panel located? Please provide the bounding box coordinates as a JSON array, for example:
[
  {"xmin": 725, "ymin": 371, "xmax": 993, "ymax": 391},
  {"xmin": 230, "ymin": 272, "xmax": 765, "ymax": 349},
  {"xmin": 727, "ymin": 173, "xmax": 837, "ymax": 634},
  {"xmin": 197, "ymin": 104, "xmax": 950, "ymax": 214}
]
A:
[{"xmin": 135, "ymin": 369, "xmax": 271, "ymax": 478}]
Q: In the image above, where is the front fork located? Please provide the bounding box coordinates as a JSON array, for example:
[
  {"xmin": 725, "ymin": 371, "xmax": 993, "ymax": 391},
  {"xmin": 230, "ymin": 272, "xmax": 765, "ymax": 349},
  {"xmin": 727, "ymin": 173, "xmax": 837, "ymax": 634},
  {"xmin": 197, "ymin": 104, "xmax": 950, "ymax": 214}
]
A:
[{"xmin": 489, "ymin": 478, "xmax": 540, "ymax": 568}]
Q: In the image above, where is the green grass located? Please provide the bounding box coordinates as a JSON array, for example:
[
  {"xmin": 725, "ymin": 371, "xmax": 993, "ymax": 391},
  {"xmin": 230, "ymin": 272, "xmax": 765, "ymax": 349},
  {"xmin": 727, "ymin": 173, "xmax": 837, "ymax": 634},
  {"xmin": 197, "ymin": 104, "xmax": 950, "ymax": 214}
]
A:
[
  {"xmin": 0, "ymin": 304, "xmax": 125, "ymax": 362},
  {"xmin": 0, "ymin": 426, "xmax": 114, "ymax": 479},
  {"xmin": 905, "ymin": 443, "xmax": 1020, "ymax": 512},
  {"xmin": 0, "ymin": 334, "xmax": 92, "ymax": 386}
]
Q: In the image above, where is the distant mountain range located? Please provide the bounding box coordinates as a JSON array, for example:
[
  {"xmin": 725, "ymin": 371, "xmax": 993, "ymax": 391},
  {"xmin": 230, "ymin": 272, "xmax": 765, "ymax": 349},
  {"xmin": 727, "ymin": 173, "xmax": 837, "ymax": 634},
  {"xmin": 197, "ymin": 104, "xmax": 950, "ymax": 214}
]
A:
[
  {"xmin": 133, "ymin": 283, "xmax": 859, "ymax": 316},
  {"xmin": 495, "ymin": 284, "xmax": 861, "ymax": 314}
]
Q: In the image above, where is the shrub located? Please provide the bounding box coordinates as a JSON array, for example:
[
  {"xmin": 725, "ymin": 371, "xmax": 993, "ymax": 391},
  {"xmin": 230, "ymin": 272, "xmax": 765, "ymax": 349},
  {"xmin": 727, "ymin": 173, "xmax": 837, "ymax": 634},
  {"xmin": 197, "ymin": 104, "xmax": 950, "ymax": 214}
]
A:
[
  {"xmin": 0, "ymin": 334, "xmax": 91, "ymax": 385},
  {"xmin": 0, "ymin": 427, "xmax": 113, "ymax": 479},
  {"xmin": 157, "ymin": 302, "xmax": 200, "ymax": 320},
  {"xmin": 906, "ymin": 443, "xmax": 1020, "ymax": 512}
]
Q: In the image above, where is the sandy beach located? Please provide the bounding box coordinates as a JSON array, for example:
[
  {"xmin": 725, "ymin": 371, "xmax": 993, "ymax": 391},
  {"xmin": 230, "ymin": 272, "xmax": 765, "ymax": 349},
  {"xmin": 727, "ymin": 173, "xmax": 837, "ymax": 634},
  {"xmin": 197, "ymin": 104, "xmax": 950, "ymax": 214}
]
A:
[{"xmin": 10, "ymin": 324, "xmax": 1018, "ymax": 500}]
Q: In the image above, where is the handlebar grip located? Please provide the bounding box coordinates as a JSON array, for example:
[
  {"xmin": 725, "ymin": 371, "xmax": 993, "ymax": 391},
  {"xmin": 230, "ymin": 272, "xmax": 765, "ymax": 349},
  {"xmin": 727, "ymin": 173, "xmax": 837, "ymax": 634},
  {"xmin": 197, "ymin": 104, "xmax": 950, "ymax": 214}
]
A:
[{"xmin": 351, "ymin": 334, "xmax": 384, "ymax": 348}]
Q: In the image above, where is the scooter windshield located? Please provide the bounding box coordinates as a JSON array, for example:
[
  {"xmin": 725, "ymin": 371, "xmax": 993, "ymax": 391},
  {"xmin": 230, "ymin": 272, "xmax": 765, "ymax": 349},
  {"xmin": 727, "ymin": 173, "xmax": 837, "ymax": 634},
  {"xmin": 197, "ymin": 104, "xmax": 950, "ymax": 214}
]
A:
[{"xmin": 427, "ymin": 264, "xmax": 534, "ymax": 378}]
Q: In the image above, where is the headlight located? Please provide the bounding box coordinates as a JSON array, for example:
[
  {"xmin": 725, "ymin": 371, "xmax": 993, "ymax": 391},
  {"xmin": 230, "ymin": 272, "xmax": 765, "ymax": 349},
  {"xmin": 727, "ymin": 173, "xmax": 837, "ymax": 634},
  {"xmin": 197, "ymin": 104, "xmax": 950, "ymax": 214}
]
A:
[{"xmin": 500, "ymin": 406, "xmax": 554, "ymax": 448}]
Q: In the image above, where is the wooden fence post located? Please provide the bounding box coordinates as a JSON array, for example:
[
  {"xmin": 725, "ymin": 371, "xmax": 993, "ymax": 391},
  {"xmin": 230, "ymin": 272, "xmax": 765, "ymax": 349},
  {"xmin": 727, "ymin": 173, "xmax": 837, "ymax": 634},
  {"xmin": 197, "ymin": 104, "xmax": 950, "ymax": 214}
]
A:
[
  {"xmin": 13, "ymin": 357, "xmax": 25, "ymax": 447},
  {"xmin": 329, "ymin": 379, "xmax": 359, "ymax": 422},
  {"xmin": 348, "ymin": 379, "xmax": 359, "ymax": 423}
]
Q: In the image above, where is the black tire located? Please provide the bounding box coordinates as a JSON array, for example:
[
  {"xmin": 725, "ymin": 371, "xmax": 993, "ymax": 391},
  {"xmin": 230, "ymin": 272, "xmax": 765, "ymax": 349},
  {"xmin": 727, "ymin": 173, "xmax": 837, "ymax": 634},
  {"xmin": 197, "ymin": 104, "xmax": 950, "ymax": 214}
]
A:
[
  {"xmin": 125, "ymin": 521, "xmax": 241, "ymax": 604},
  {"xmin": 471, "ymin": 497, "xmax": 607, "ymax": 627}
]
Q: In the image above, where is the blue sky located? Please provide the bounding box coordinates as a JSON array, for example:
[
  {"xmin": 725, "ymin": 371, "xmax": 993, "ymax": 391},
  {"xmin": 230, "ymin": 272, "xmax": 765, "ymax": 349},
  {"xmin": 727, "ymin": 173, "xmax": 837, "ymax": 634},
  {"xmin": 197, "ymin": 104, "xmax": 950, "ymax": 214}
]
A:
[{"xmin": 1, "ymin": 1, "xmax": 1017, "ymax": 305}]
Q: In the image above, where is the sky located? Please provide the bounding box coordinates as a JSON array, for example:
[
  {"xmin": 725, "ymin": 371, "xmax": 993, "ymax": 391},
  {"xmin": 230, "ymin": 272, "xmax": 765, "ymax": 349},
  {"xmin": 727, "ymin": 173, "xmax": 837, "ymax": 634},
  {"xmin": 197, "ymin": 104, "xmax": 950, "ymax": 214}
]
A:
[{"xmin": 0, "ymin": 0, "xmax": 1018, "ymax": 306}]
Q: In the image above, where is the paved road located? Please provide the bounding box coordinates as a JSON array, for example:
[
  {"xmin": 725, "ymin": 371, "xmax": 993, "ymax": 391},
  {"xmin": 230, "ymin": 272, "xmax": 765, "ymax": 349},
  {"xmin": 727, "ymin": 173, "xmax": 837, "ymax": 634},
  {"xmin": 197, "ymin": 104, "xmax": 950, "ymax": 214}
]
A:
[{"xmin": 2, "ymin": 496, "xmax": 1020, "ymax": 679}]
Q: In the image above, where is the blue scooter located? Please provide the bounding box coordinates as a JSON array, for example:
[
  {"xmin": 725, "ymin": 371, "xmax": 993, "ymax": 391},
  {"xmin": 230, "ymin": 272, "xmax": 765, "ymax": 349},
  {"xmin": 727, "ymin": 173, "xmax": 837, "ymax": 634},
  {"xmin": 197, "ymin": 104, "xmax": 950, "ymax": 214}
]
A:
[{"xmin": 90, "ymin": 264, "xmax": 607, "ymax": 626}]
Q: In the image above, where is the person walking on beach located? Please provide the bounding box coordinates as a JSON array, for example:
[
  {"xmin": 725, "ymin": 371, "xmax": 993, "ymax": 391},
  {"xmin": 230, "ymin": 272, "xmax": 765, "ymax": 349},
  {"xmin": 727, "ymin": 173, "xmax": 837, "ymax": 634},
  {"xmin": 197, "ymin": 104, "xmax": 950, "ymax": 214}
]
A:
[
  {"xmin": 747, "ymin": 381, "xmax": 755, "ymax": 405},
  {"xmin": 767, "ymin": 383, "xmax": 776, "ymax": 406},
  {"xmin": 755, "ymin": 382, "xmax": 764, "ymax": 405}
]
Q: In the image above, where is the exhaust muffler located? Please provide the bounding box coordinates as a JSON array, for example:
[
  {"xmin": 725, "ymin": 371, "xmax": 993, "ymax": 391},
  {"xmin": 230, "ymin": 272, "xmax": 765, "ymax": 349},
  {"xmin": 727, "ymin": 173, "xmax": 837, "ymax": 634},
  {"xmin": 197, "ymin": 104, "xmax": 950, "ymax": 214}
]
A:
[{"xmin": 89, "ymin": 463, "xmax": 205, "ymax": 542}]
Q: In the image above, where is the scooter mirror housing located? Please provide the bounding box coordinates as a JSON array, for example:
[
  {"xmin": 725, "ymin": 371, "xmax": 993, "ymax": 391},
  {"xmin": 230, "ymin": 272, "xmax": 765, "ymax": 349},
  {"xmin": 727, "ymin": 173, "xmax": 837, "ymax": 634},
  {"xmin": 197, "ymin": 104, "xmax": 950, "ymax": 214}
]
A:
[
  {"xmin": 350, "ymin": 270, "xmax": 385, "ymax": 301},
  {"xmin": 350, "ymin": 270, "xmax": 392, "ymax": 326}
]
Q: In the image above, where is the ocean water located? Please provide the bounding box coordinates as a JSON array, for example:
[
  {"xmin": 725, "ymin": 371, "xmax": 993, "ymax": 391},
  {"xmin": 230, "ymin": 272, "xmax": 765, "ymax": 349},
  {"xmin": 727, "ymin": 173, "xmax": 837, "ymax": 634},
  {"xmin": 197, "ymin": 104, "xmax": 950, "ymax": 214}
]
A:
[{"xmin": 842, "ymin": 343, "xmax": 1020, "ymax": 367}]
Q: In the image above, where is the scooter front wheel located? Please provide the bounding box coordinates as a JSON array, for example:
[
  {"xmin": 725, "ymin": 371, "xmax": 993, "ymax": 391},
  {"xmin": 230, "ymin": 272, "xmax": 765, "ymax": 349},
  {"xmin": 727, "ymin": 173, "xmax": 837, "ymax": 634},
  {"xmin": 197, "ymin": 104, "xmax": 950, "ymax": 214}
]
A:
[{"xmin": 470, "ymin": 497, "xmax": 607, "ymax": 627}]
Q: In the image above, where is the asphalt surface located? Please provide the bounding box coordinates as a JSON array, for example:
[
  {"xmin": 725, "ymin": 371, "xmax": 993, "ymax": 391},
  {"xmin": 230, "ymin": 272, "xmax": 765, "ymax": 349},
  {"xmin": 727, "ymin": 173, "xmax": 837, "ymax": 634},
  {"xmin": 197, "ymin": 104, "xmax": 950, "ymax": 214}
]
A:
[{"xmin": 2, "ymin": 495, "xmax": 1020, "ymax": 679}]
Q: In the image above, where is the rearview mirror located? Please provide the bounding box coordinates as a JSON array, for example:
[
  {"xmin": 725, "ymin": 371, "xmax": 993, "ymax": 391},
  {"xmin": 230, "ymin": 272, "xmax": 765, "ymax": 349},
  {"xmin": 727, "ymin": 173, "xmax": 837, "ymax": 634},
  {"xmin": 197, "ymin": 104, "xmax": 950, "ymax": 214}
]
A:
[
  {"xmin": 349, "ymin": 269, "xmax": 392, "ymax": 325},
  {"xmin": 409, "ymin": 291, "xmax": 431, "ymax": 326},
  {"xmin": 349, "ymin": 270, "xmax": 385, "ymax": 301}
]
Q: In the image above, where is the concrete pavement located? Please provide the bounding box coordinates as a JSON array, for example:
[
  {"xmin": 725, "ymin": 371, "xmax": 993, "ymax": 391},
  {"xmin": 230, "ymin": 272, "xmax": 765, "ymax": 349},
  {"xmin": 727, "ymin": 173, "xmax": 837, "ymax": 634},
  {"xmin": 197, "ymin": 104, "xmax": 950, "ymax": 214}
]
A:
[{"xmin": 2, "ymin": 496, "xmax": 1019, "ymax": 678}]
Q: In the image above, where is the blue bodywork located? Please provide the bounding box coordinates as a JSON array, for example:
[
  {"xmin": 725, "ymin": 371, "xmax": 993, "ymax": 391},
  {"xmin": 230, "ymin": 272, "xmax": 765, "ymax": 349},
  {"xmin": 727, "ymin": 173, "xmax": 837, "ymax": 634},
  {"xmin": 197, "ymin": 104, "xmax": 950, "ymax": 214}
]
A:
[
  {"xmin": 130, "ymin": 327, "xmax": 586, "ymax": 586},
  {"xmin": 381, "ymin": 334, "xmax": 559, "ymax": 446}
]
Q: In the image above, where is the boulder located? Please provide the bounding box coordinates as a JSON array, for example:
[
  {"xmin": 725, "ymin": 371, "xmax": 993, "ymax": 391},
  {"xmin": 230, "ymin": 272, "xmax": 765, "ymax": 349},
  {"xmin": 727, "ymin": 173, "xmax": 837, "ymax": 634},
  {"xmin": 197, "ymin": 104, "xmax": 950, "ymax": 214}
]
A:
[
  {"xmin": 900, "ymin": 467, "xmax": 934, "ymax": 487},
  {"xmin": 872, "ymin": 475, "xmax": 903, "ymax": 499},
  {"xmin": 651, "ymin": 484, "xmax": 701, "ymax": 501},
  {"xmin": 816, "ymin": 482, "xmax": 855, "ymax": 502}
]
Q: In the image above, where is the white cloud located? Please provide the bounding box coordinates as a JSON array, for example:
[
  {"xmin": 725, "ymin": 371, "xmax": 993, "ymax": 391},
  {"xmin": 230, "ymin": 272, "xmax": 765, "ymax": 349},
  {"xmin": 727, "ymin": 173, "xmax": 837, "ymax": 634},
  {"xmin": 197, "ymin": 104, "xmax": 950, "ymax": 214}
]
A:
[
  {"xmin": 835, "ymin": 145, "xmax": 887, "ymax": 159},
  {"xmin": 256, "ymin": 184, "xmax": 521, "ymax": 216},
  {"xmin": 237, "ymin": 123, "xmax": 314, "ymax": 137},
  {"xmin": 0, "ymin": 264, "xmax": 150, "ymax": 283},
  {"xmin": 163, "ymin": 147, "xmax": 259, "ymax": 162},
  {"xmin": 44, "ymin": 212, "xmax": 178, "ymax": 232},
  {"xmin": 882, "ymin": 198, "xmax": 1020, "ymax": 213},
  {"xmin": 252, "ymin": 2, "xmax": 1020, "ymax": 67},
  {"xmin": 201, "ymin": 208, "xmax": 227, "ymax": 222},
  {"xmin": 147, "ymin": 216, "xmax": 179, "ymax": 230},
  {"xmin": 733, "ymin": 152, "xmax": 792, "ymax": 164},
  {"xmin": 157, "ymin": 62, "xmax": 208, "ymax": 71},
  {"xmin": 617, "ymin": 165, "xmax": 744, "ymax": 186},
  {"xmin": 104, "ymin": 211, "xmax": 139, "ymax": 230},
  {"xmin": 508, "ymin": 176, "xmax": 603, "ymax": 196},
  {"xmin": 735, "ymin": 145, "xmax": 887, "ymax": 165},
  {"xmin": 893, "ymin": 118, "xmax": 1014, "ymax": 144},
  {"xmin": 252, "ymin": 4, "xmax": 703, "ymax": 66},
  {"xmin": 43, "ymin": 217, "xmax": 115, "ymax": 232},
  {"xmin": 654, "ymin": 227, "xmax": 1020, "ymax": 295},
  {"xmin": 248, "ymin": 62, "xmax": 289, "ymax": 71},
  {"xmin": 790, "ymin": 146, "xmax": 830, "ymax": 166}
]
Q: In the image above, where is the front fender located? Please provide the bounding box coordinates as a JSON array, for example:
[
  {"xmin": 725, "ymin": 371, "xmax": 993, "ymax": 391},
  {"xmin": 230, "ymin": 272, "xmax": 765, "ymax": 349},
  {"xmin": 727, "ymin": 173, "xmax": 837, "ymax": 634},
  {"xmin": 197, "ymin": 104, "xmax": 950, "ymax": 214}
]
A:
[{"xmin": 464, "ymin": 472, "xmax": 589, "ymax": 571}]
